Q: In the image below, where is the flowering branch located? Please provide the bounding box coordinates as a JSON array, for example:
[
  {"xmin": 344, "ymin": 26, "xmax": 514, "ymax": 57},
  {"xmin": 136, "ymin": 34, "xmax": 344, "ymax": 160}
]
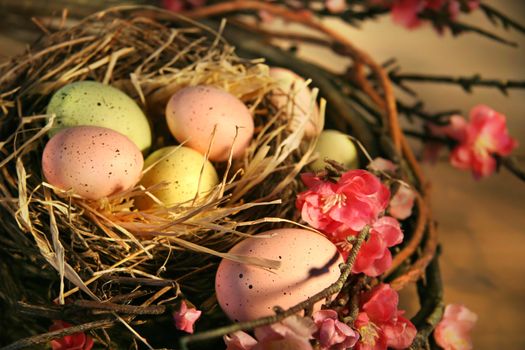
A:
[
  {"xmin": 179, "ymin": 226, "xmax": 370, "ymax": 349},
  {"xmin": 389, "ymin": 70, "xmax": 525, "ymax": 95}
]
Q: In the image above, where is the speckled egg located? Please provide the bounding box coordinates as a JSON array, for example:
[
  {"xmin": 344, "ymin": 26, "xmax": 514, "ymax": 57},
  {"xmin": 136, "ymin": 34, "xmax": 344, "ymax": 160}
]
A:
[
  {"xmin": 165, "ymin": 86, "xmax": 254, "ymax": 162},
  {"xmin": 47, "ymin": 81, "xmax": 152, "ymax": 152},
  {"xmin": 310, "ymin": 129, "xmax": 359, "ymax": 172},
  {"xmin": 42, "ymin": 126, "xmax": 144, "ymax": 200},
  {"xmin": 135, "ymin": 146, "xmax": 219, "ymax": 209},
  {"xmin": 215, "ymin": 228, "xmax": 343, "ymax": 322},
  {"xmin": 269, "ymin": 67, "xmax": 320, "ymax": 138}
]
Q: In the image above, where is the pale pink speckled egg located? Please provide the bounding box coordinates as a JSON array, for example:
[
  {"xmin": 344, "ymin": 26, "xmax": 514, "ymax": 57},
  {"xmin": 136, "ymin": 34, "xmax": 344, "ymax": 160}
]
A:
[
  {"xmin": 165, "ymin": 86, "xmax": 254, "ymax": 162},
  {"xmin": 42, "ymin": 126, "xmax": 144, "ymax": 200},
  {"xmin": 269, "ymin": 67, "xmax": 320, "ymax": 138},
  {"xmin": 215, "ymin": 228, "xmax": 343, "ymax": 322}
]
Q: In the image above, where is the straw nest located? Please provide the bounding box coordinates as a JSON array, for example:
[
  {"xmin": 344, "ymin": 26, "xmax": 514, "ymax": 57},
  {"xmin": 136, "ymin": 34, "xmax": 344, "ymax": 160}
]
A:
[{"xmin": 0, "ymin": 4, "xmax": 440, "ymax": 350}]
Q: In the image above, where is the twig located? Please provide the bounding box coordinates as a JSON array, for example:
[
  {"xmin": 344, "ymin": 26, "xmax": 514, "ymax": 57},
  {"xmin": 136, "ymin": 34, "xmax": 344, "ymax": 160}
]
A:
[
  {"xmin": 0, "ymin": 319, "xmax": 114, "ymax": 350},
  {"xmin": 396, "ymin": 100, "xmax": 459, "ymax": 125},
  {"xmin": 480, "ymin": 3, "xmax": 525, "ymax": 35},
  {"xmin": 179, "ymin": 226, "xmax": 370, "ymax": 349},
  {"xmin": 389, "ymin": 71, "xmax": 525, "ymax": 95},
  {"xmin": 409, "ymin": 254, "xmax": 444, "ymax": 350},
  {"xmin": 317, "ymin": 6, "xmax": 390, "ymax": 25},
  {"xmin": 74, "ymin": 300, "xmax": 166, "ymax": 315},
  {"xmin": 499, "ymin": 156, "xmax": 525, "ymax": 181},
  {"xmin": 420, "ymin": 10, "xmax": 518, "ymax": 47}
]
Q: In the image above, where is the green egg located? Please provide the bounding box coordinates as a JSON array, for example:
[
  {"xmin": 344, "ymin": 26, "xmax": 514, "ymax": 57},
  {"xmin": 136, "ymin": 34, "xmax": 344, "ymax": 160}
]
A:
[
  {"xmin": 136, "ymin": 146, "xmax": 219, "ymax": 209},
  {"xmin": 310, "ymin": 129, "xmax": 359, "ymax": 172},
  {"xmin": 47, "ymin": 81, "xmax": 152, "ymax": 152}
]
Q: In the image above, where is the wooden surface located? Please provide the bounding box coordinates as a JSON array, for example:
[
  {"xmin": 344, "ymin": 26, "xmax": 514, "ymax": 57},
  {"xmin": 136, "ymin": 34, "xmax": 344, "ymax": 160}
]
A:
[{"xmin": 1, "ymin": 1, "xmax": 524, "ymax": 349}]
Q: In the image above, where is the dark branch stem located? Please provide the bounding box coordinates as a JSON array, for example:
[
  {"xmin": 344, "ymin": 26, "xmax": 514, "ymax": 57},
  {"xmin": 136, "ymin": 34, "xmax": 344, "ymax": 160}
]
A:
[
  {"xmin": 480, "ymin": 3, "xmax": 525, "ymax": 35},
  {"xmin": 0, "ymin": 319, "xmax": 115, "ymax": 350},
  {"xmin": 179, "ymin": 226, "xmax": 370, "ymax": 350},
  {"xmin": 390, "ymin": 71, "xmax": 525, "ymax": 95},
  {"xmin": 499, "ymin": 156, "xmax": 525, "ymax": 181}
]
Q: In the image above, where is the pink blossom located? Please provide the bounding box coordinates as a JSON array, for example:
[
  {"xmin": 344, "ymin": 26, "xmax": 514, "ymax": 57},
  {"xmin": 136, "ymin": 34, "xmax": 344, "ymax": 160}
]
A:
[
  {"xmin": 313, "ymin": 309, "xmax": 359, "ymax": 350},
  {"xmin": 326, "ymin": 0, "xmax": 347, "ymax": 13},
  {"xmin": 254, "ymin": 315, "xmax": 316, "ymax": 350},
  {"xmin": 224, "ymin": 316, "xmax": 316, "ymax": 350},
  {"xmin": 389, "ymin": 184, "xmax": 416, "ymax": 220},
  {"xmin": 353, "ymin": 216, "xmax": 403, "ymax": 276},
  {"xmin": 390, "ymin": 0, "xmax": 427, "ymax": 29},
  {"xmin": 450, "ymin": 105, "xmax": 518, "ymax": 178},
  {"xmin": 173, "ymin": 300, "xmax": 202, "ymax": 334},
  {"xmin": 224, "ymin": 331, "xmax": 258, "ymax": 350},
  {"xmin": 434, "ymin": 304, "xmax": 477, "ymax": 350},
  {"xmin": 296, "ymin": 170, "xmax": 390, "ymax": 235},
  {"xmin": 375, "ymin": 0, "xmax": 480, "ymax": 30},
  {"xmin": 355, "ymin": 284, "xmax": 417, "ymax": 350},
  {"xmin": 162, "ymin": 0, "xmax": 206, "ymax": 12},
  {"xmin": 49, "ymin": 321, "xmax": 94, "ymax": 350},
  {"xmin": 424, "ymin": 115, "xmax": 468, "ymax": 163}
]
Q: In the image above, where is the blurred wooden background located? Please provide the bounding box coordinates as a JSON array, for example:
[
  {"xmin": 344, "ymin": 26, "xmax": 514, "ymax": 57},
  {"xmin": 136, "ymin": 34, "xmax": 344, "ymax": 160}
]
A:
[{"xmin": 1, "ymin": 1, "xmax": 523, "ymax": 349}]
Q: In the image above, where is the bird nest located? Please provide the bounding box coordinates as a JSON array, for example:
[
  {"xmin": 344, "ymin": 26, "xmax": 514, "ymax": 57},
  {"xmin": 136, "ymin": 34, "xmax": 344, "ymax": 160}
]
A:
[{"xmin": 0, "ymin": 4, "xmax": 441, "ymax": 350}]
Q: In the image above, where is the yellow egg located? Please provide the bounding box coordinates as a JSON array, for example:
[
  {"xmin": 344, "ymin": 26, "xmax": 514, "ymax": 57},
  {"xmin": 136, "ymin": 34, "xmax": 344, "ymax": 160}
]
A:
[
  {"xmin": 310, "ymin": 130, "xmax": 359, "ymax": 172},
  {"xmin": 136, "ymin": 146, "xmax": 219, "ymax": 209},
  {"xmin": 47, "ymin": 81, "xmax": 152, "ymax": 152}
]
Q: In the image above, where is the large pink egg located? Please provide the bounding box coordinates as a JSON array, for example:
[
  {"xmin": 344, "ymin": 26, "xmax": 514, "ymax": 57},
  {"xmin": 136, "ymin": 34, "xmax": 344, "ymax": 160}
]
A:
[
  {"xmin": 165, "ymin": 86, "xmax": 254, "ymax": 162},
  {"xmin": 215, "ymin": 228, "xmax": 343, "ymax": 322},
  {"xmin": 42, "ymin": 126, "xmax": 144, "ymax": 200}
]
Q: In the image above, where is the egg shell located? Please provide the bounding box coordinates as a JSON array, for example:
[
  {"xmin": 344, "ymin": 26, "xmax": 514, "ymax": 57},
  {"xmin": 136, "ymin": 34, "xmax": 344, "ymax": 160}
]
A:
[
  {"xmin": 269, "ymin": 67, "xmax": 320, "ymax": 138},
  {"xmin": 165, "ymin": 86, "xmax": 254, "ymax": 162},
  {"xmin": 215, "ymin": 228, "xmax": 343, "ymax": 322},
  {"xmin": 136, "ymin": 146, "xmax": 219, "ymax": 209},
  {"xmin": 42, "ymin": 126, "xmax": 144, "ymax": 200},
  {"xmin": 311, "ymin": 129, "xmax": 359, "ymax": 172},
  {"xmin": 47, "ymin": 81, "xmax": 152, "ymax": 152}
]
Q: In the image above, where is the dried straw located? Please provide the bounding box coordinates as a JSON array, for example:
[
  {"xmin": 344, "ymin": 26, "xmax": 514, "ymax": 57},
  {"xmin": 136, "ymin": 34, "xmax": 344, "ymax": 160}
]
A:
[{"xmin": 0, "ymin": 6, "xmax": 322, "ymax": 346}]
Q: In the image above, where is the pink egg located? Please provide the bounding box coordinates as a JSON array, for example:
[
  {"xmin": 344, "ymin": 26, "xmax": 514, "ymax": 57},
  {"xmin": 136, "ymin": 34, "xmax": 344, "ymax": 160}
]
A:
[
  {"xmin": 42, "ymin": 126, "xmax": 144, "ymax": 200},
  {"xmin": 269, "ymin": 67, "xmax": 320, "ymax": 138},
  {"xmin": 215, "ymin": 228, "xmax": 343, "ymax": 322},
  {"xmin": 165, "ymin": 86, "xmax": 254, "ymax": 162}
]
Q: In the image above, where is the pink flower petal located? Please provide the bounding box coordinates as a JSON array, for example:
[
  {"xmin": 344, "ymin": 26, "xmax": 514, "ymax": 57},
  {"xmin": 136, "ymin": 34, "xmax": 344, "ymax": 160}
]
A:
[
  {"xmin": 173, "ymin": 301, "xmax": 202, "ymax": 334},
  {"xmin": 224, "ymin": 331, "xmax": 258, "ymax": 350},
  {"xmin": 372, "ymin": 216, "xmax": 403, "ymax": 247},
  {"xmin": 360, "ymin": 284, "xmax": 399, "ymax": 323},
  {"xmin": 383, "ymin": 314, "xmax": 417, "ymax": 349},
  {"xmin": 389, "ymin": 185, "xmax": 416, "ymax": 220},
  {"xmin": 434, "ymin": 304, "xmax": 477, "ymax": 350}
]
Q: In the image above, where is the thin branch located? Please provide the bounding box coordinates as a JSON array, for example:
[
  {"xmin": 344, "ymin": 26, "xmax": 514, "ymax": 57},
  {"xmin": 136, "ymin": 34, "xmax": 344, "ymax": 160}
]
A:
[
  {"xmin": 499, "ymin": 156, "xmax": 525, "ymax": 181},
  {"xmin": 397, "ymin": 101, "xmax": 459, "ymax": 126},
  {"xmin": 420, "ymin": 10, "xmax": 518, "ymax": 47},
  {"xmin": 389, "ymin": 70, "xmax": 525, "ymax": 95},
  {"xmin": 317, "ymin": 6, "xmax": 390, "ymax": 26},
  {"xmin": 0, "ymin": 319, "xmax": 114, "ymax": 350},
  {"xmin": 479, "ymin": 3, "xmax": 525, "ymax": 35},
  {"xmin": 179, "ymin": 226, "xmax": 371, "ymax": 350}
]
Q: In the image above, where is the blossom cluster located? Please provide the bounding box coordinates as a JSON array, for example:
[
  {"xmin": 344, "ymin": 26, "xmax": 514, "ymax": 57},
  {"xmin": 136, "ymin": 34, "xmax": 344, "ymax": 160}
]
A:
[
  {"xmin": 372, "ymin": 0, "xmax": 480, "ymax": 30},
  {"xmin": 296, "ymin": 169, "xmax": 414, "ymax": 277},
  {"xmin": 427, "ymin": 105, "xmax": 518, "ymax": 179},
  {"xmin": 224, "ymin": 284, "xmax": 415, "ymax": 350}
]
